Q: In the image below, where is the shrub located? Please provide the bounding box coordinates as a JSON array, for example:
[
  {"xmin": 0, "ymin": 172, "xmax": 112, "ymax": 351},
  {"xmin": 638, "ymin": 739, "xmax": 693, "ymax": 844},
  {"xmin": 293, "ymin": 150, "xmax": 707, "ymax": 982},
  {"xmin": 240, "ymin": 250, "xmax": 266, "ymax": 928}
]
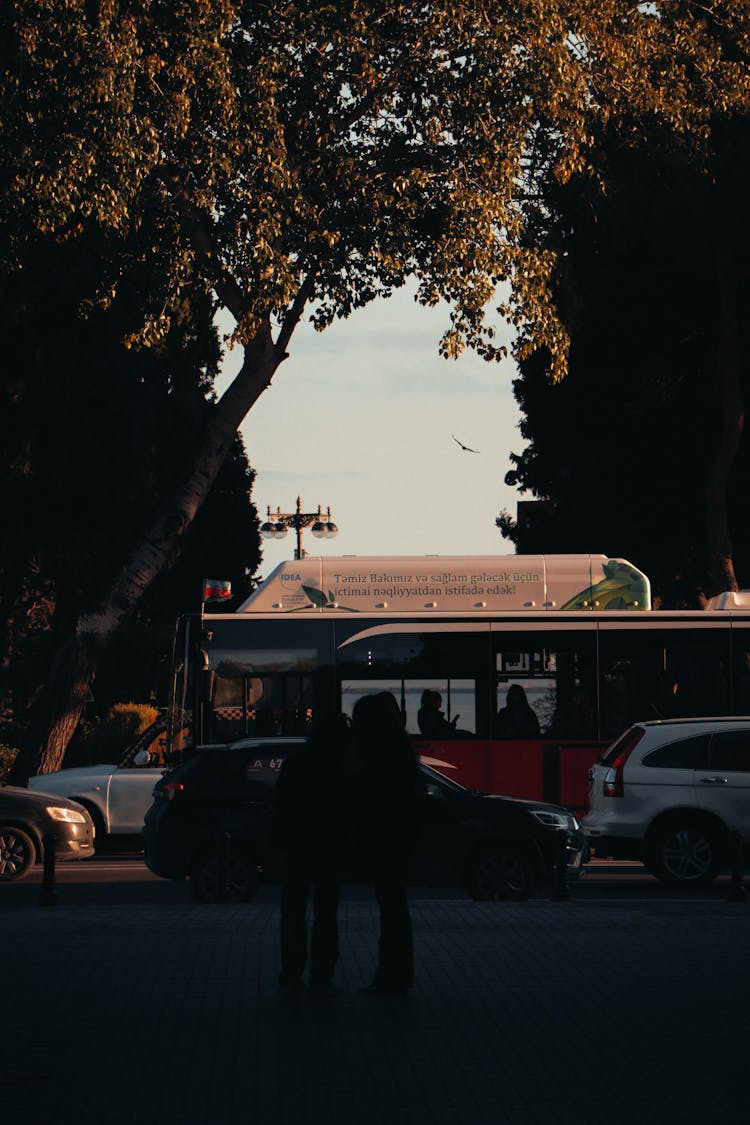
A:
[
  {"xmin": 0, "ymin": 743, "xmax": 20, "ymax": 783},
  {"xmin": 77, "ymin": 703, "xmax": 160, "ymax": 766}
]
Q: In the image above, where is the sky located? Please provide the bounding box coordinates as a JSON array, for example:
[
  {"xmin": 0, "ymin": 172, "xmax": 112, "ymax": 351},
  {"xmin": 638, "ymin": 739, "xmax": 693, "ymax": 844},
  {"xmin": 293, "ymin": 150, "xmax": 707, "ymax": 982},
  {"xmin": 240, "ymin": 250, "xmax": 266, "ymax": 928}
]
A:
[{"xmin": 217, "ymin": 283, "xmax": 525, "ymax": 582}]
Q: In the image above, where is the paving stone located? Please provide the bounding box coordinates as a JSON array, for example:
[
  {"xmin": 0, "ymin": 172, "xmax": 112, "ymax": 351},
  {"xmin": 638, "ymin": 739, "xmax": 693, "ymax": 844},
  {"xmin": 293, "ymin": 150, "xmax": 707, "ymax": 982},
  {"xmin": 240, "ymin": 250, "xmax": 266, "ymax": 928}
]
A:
[{"xmin": 2, "ymin": 895, "xmax": 749, "ymax": 1124}]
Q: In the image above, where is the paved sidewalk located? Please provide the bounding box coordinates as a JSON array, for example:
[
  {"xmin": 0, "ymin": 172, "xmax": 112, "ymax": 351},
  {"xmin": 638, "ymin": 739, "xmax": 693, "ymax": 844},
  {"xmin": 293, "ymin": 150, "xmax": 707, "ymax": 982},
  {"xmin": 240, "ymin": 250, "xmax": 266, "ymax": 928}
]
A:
[{"xmin": 2, "ymin": 893, "xmax": 749, "ymax": 1125}]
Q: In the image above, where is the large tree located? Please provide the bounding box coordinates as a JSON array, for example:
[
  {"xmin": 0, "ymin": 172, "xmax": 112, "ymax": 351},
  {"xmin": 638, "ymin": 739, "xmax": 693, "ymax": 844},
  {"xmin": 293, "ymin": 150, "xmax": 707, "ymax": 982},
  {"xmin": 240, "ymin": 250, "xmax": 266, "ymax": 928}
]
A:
[
  {"xmin": 3, "ymin": 1, "xmax": 749, "ymax": 775},
  {"xmin": 0, "ymin": 238, "xmax": 261, "ymax": 758},
  {"xmin": 497, "ymin": 112, "xmax": 750, "ymax": 604}
]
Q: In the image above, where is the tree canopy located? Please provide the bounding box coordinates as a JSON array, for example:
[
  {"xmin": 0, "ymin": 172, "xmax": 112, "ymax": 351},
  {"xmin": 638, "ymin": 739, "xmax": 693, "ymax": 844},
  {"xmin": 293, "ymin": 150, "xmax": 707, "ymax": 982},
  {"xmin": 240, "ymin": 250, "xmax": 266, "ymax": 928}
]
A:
[{"xmin": 5, "ymin": 2, "xmax": 750, "ymax": 373}]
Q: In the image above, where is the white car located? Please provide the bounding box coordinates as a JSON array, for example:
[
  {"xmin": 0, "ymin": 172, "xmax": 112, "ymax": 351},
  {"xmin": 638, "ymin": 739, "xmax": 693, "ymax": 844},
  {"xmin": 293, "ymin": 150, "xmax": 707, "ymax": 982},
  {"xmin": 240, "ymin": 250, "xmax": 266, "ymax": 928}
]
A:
[
  {"xmin": 583, "ymin": 717, "xmax": 750, "ymax": 886},
  {"xmin": 27, "ymin": 720, "xmax": 170, "ymax": 844}
]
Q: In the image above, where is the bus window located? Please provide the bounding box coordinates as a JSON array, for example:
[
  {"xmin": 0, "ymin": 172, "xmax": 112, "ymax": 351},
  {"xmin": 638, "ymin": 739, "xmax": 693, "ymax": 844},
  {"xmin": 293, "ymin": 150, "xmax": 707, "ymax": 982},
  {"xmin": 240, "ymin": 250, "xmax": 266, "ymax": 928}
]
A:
[
  {"xmin": 340, "ymin": 678, "xmax": 476, "ymax": 737},
  {"xmin": 336, "ymin": 624, "xmax": 489, "ymax": 735},
  {"xmin": 599, "ymin": 627, "xmax": 730, "ymax": 737},
  {"xmin": 193, "ymin": 618, "xmax": 336, "ymax": 740},
  {"xmin": 250, "ymin": 673, "xmax": 314, "ymax": 736},
  {"xmin": 665, "ymin": 634, "xmax": 729, "ymax": 717},
  {"xmin": 208, "ymin": 673, "xmax": 245, "ymax": 741},
  {"xmin": 203, "ymin": 670, "xmax": 316, "ymax": 739},
  {"xmin": 492, "ymin": 631, "xmax": 596, "ymax": 739},
  {"xmin": 731, "ymin": 630, "xmax": 750, "ymax": 715}
]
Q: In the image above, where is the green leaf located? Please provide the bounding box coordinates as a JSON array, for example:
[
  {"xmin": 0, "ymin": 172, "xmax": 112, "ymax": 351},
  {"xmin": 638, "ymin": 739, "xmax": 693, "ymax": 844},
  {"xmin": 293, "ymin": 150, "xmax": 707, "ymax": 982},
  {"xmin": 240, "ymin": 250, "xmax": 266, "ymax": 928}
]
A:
[{"xmin": 302, "ymin": 584, "xmax": 329, "ymax": 607}]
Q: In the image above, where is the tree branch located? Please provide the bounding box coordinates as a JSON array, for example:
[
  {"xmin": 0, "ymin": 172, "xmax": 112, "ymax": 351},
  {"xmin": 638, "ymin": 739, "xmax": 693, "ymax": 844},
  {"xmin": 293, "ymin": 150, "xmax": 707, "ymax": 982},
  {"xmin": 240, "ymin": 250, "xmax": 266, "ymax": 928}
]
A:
[
  {"xmin": 276, "ymin": 275, "xmax": 315, "ymax": 357},
  {"xmin": 158, "ymin": 164, "xmax": 249, "ymax": 323}
]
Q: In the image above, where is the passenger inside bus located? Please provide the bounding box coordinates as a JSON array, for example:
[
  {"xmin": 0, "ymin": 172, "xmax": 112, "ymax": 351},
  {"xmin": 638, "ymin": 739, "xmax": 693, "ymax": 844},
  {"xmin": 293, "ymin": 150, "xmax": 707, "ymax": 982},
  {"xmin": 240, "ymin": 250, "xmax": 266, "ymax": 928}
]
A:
[
  {"xmin": 416, "ymin": 690, "xmax": 473, "ymax": 739},
  {"xmin": 547, "ymin": 687, "xmax": 595, "ymax": 739},
  {"xmin": 494, "ymin": 684, "xmax": 540, "ymax": 739}
]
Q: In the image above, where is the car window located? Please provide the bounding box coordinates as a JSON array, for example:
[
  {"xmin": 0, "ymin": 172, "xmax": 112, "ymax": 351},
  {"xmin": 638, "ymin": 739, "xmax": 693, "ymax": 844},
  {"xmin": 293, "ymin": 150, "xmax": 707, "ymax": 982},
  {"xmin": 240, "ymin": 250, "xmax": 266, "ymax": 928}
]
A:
[
  {"xmin": 710, "ymin": 731, "xmax": 750, "ymax": 773},
  {"xmin": 599, "ymin": 726, "xmax": 645, "ymax": 767},
  {"xmin": 119, "ymin": 717, "xmax": 188, "ymax": 769},
  {"xmin": 642, "ymin": 735, "xmax": 710, "ymax": 769},
  {"xmin": 419, "ymin": 763, "xmax": 466, "ymax": 795}
]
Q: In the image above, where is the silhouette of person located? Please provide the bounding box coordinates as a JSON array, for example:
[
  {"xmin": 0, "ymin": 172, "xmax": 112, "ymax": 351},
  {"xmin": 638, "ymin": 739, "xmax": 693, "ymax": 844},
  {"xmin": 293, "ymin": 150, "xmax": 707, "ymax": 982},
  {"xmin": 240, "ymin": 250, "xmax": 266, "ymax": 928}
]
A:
[
  {"xmin": 495, "ymin": 684, "xmax": 540, "ymax": 739},
  {"xmin": 255, "ymin": 704, "xmax": 283, "ymax": 736},
  {"xmin": 417, "ymin": 689, "xmax": 459, "ymax": 738},
  {"xmin": 351, "ymin": 692, "xmax": 421, "ymax": 996},
  {"xmin": 549, "ymin": 687, "xmax": 594, "ymax": 738},
  {"xmin": 272, "ymin": 712, "xmax": 351, "ymax": 995}
]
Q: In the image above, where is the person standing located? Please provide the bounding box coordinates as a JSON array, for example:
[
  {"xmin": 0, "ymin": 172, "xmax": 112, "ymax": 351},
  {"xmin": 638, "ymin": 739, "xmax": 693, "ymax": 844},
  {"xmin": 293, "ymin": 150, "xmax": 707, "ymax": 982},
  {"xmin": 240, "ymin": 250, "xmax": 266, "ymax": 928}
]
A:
[
  {"xmin": 272, "ymin": 712, "xmax": 351, "ymax": 996},
  {"xmin": 351, "ymin": 692, "xmax": 421, "ymax": 996}
]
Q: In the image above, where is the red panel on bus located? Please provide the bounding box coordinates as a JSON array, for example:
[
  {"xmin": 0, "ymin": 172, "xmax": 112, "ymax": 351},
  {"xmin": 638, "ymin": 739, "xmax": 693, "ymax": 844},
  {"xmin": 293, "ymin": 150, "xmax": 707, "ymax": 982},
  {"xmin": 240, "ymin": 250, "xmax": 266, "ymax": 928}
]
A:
[
  {"xmin": 488, "ymin": 740, "xmax": 546, "ymax": 801},
  {"xmin": 557, "ymin": 742, "xmax": 608, "ymax": 815},
  {"xmin": 416, "ymin": 738, "xmax": 609, "ymax": 811},
  {"xmin": 416, "ymin": 739, "xmax": 548, "ymax": 801},
  {"xmin": 414, "ymin": 740, "xmax": 492, "ymax": 792}
]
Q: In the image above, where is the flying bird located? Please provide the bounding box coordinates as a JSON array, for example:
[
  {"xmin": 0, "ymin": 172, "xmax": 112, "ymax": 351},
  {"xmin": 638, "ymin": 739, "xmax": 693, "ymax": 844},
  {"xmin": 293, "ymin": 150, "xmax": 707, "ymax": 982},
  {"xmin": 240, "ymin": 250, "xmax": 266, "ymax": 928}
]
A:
[{"xmin": 452, "ymin": 434, "xmax": 480, "ymax": 453}]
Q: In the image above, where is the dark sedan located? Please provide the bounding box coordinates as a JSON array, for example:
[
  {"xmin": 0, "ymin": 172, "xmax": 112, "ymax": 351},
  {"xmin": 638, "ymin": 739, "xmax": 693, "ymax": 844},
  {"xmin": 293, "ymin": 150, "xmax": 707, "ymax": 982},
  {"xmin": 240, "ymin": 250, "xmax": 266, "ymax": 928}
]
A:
[
  {"xmin": 143, "ymin": 739, "xmax": 585, "ymax": 902},
  {"xmin": 0, "ymin": 785, "xmax": 95, "ymax": 881}
]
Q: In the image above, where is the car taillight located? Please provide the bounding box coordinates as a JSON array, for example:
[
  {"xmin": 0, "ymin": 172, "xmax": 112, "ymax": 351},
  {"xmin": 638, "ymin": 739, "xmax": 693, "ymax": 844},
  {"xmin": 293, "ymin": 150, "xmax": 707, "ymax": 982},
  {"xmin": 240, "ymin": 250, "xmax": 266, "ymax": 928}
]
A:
[
  {"xmin": 162, "ymin": 781, "xmax": 186, "ymax": 801},
  {"xmin": 603, "ymin": 765, "xmax": 623, "ymax": 798},
  {"xmin": 602, "ymin": 729, "xmax": 644, "ymax": 797}
]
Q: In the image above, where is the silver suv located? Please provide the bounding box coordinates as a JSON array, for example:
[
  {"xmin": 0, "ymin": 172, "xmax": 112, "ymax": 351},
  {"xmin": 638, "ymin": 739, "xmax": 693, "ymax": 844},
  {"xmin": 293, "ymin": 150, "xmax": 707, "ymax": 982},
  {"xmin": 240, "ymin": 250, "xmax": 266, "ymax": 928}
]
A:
[{"xmin": 583, "ymin": 718, "xmax": 750, "ymax": 887}]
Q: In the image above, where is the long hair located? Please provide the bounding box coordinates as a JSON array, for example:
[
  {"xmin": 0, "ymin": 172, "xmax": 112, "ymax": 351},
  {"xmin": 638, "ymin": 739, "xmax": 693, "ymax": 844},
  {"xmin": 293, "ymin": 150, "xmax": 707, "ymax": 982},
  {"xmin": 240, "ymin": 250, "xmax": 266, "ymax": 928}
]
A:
[
  {"xmin": 351, "ymin": 692, "xmax": 416, "ymax": 765},
  {"xmin": 506, "ymin": 684, "xmax": 534, "ymax": 714}
]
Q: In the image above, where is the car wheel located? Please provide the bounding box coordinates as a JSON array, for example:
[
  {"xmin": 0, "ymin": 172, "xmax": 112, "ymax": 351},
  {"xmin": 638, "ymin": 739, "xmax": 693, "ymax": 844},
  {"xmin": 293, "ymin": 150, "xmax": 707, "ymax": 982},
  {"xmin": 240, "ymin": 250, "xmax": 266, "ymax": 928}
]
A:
[
  {"xmin": 468, "ymin": 847, "xmax": 532, "ymax": 901},
  {"xmin": 190, "ymin": 847, "xmax": 260, "ymax": 903},
  {"xmin": 651, "ymin": 823, "xmax": 722, "ymax": 887},
  {"xmin": 0, "ymin": 825, "xmax": 36, "ymax": 882}
]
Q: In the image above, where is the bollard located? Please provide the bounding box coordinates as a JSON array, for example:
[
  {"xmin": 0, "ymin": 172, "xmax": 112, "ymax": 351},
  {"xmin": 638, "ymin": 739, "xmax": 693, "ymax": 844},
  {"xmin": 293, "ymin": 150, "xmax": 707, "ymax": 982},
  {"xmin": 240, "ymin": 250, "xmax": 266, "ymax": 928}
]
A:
[
  {"xmin": 726, "ymin": 830, "xmax": 746, "ymax": 903},
  {"xmin": 39, "ymin": 832, "xmax": 59, "ymax": 906},
  {"xmin": 216, "ymin": 830, "xmax": 231, "ymax": 902},
  {"xmin": 551, "ymin": 829, "xmax": 571, "ymax": 901}
]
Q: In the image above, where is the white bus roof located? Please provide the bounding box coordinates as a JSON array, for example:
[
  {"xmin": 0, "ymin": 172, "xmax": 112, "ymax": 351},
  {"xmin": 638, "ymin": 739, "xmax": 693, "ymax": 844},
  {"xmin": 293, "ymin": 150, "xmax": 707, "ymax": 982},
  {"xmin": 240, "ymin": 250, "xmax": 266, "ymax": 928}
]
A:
[{"xmin": 236, "ymin": 554, "xmax": 652, "ymax": 614}]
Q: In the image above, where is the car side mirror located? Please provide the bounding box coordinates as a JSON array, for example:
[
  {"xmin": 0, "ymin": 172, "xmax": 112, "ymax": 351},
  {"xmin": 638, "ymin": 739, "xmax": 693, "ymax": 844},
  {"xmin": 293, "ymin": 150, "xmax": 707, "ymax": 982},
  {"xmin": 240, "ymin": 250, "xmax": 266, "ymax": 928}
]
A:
[{"xmin": 132, "ymin": 748, "xmax": 152, "ymax": 767}]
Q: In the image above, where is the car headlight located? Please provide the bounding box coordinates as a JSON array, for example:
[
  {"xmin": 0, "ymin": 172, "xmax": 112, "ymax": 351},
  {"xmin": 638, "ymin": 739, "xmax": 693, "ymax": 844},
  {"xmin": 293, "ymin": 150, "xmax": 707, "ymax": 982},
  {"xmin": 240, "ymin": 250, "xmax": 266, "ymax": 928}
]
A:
[
  {"xmin": 529, "ymin": 809, "xmax": 580, "ymax": 832},
  {"xmin": 46, "ymin": 806, "xmax": 88, "ymax": 824}
]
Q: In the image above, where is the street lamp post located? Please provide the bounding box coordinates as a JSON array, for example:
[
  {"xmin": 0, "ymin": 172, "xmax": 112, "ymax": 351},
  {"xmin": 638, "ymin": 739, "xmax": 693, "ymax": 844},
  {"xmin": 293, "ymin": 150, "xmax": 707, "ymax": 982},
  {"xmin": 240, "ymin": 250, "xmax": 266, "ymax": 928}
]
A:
[{"xmin": 259, "ymin": 497, "xmax": 339, "ymax": 560}]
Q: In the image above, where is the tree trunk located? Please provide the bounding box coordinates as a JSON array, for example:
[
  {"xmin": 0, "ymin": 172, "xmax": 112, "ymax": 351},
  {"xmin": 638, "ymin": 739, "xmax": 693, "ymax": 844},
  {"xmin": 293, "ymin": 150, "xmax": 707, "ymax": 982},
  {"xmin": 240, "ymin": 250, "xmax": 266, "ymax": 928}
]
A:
[
  {"xmin": 10, "ymin": 633, "xmax": 99, "ymax": 783},
  {"xmin": 9, "ymin": 326, "xmax": 285, "ymax": 783},
  {"xmin": 704, "ymin": 256, "xmax": 744, "ymax": 598}
]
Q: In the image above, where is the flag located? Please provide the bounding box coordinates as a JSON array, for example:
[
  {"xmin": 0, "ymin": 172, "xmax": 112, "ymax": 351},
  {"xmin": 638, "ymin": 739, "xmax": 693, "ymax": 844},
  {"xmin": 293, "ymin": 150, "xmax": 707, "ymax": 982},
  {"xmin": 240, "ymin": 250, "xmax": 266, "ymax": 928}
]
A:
[{"xmin": 202, "ymin": 579, "xmax": 232, "ymax": 604}]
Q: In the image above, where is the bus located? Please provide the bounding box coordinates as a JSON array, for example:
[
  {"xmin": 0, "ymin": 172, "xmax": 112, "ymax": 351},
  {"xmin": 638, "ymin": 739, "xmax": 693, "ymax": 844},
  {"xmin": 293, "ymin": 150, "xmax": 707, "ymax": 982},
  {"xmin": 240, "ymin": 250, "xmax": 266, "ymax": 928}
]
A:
[{"xmin": 168, "ymin": 554, "xmax": 750, "ymax": 816}]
